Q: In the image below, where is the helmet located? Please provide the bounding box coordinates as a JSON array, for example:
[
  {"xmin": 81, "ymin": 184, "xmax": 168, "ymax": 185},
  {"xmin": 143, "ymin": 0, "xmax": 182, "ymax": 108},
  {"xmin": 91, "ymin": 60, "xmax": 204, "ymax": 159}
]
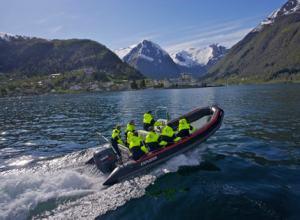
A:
[
  {"xmin": 179, "ymin": 118, "xmax": 187, "ymax": 124},
  {"xmin": 115, "ymin": 124, "xmax": 121, "ymax": 130}
]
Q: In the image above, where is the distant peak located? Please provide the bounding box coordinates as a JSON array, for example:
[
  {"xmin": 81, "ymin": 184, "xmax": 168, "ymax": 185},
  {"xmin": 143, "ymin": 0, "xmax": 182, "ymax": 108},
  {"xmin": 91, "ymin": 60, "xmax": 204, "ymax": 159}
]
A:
[
  {"xmin": 139, "ymin": 39, "xmax": 161, "ymax": 49},
  {"xmin": 0, "ymin": 32, "xmax": 31, "ymax": 41},
  {"xmin": 141, "ymin": 39, "xmax": 152, "ymax": 44},
  {"xmin": 252, "ymin": 0, "xmax": 300, "ymax": 32},
  {"xmin": 0, "ymin": 32, "xmax": 15, "ymax": 41},
  {"xmin": 276, "ymin": 0, "xmax": 300, "ymax": 16},
  {"xmin": 209, "ymin": 43, "xmax": 219, "ymax": 47},
  {"xmin": 171, "ymin": 44, "xmax": 227, "ymax": 67},
  {"xmin": 137, "ymin": 39, "xmax": 168, "ymax": 56}
]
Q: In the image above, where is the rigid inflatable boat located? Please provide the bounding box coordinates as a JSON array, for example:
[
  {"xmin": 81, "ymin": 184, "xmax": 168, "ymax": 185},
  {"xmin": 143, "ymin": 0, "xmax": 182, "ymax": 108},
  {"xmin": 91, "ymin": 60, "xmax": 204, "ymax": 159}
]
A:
[{"xmin": 91, "ymin": 106, "xmax": 224, "ymax": 186}]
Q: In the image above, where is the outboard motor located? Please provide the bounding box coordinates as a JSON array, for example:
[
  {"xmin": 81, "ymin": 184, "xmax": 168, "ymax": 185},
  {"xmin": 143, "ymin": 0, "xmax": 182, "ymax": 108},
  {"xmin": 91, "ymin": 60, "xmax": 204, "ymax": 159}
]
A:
[{"xmin": 93, "ymin": 147, "xmax": 118, "ymax": 173}]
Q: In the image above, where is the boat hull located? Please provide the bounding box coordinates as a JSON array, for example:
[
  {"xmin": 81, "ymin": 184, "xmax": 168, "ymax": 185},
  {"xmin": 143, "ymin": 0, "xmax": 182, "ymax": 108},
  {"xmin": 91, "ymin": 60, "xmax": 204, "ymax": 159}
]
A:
[{"xmin": 103, "ymin": 106, "xmax": 224, "ymax": 186}]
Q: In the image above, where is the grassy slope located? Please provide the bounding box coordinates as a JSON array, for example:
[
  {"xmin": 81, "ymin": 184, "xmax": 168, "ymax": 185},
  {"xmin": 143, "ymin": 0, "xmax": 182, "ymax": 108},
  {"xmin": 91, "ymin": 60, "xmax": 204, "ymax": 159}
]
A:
[
  {"xmin": 0, "ymin": 37, "xmax": 143, "ymax": 80},
  {"xmin": 207, "ymin": 13, "xmax": 300, "ymax": 84}
]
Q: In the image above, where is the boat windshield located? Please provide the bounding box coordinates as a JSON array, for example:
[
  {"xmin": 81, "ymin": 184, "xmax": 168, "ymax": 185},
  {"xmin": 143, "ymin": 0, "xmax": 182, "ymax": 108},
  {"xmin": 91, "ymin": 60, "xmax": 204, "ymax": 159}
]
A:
[{"xmin": 155, "ymin": 106, "xmax": 170, "ymax": 121}]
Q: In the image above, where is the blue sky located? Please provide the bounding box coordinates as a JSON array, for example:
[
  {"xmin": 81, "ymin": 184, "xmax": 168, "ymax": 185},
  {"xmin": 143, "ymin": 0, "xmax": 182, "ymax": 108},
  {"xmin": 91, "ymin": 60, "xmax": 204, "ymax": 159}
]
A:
[{"xmin": 0, "ymin": 0, "xmax": 286, "ymax": 52}]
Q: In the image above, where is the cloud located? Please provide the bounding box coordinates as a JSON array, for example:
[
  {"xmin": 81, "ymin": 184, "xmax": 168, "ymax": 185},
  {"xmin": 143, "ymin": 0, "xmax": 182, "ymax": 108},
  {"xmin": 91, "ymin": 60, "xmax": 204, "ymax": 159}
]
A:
[
  {"xmin": 165, "ymin": 27, "xmax": 253, "ymax": 53},
  {"xmin": 168, "ymin": 15, "xmax": 261, "ymax": 40},
  {"xmin": 111, "ymin": 15, "xmax": 263, "ymax": 51},
  {"xmin": 34, "ymin": 12, "xmax": 67, "ymax": 25},
  {"xmin": 111, "ymin": 31, "xmax": 162, "ymax": 49},
  {"xmin": 49, "ymin": 25, "xmax": 63, "ymax": 34},
  {"xmin": 35, "ymin": 18, "xmax": 48, "ymax": 25},
  {"xmin": 163, "ymin": 16, "xmax": 262, "ymax": 53}
]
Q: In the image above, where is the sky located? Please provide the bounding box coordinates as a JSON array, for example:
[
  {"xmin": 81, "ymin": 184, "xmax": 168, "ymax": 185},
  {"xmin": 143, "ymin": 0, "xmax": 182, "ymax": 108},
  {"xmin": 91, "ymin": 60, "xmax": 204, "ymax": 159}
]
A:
[{"xmin": 0, "ymin": 0, "xmax": 286, "ymax": 52}]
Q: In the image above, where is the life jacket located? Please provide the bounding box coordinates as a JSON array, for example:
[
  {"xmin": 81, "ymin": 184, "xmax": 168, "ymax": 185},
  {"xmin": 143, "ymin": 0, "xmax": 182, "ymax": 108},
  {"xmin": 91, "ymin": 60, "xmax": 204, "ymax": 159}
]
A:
[
  {"xmin": 126, "ymin": 123, "xmax": 135, "ymax": 133},
  {"xmin": 129, "ymin": 135, "xmax": 148, "ymax": 153},
  {"xmin": 143, "ymin": 113, "xmax": 153, "ymax": 124},
  {"xmin": 154, "ymin": 121, "xmax": 163, "ymax": 126},
  {"xmin": 112, "ymin": 128, "xmax": 120, "ymax": 138},
  {"xmin": 127, "ymin": 131, "xmax": 134, "ymax": 144},
  {"xmin": 161, "ymin": 125, "xmax": 175, "ymax": 138},
  {"xmin": 111, "ymin": 128, "xmax": 123, "ymax": 144},
  {"xmin": 145, "ymin": 131, "xmax": 159, "ymax": 144},
  {"xmin": 178, "ymin": 118, "xmax": 190, "ymax": 132}
]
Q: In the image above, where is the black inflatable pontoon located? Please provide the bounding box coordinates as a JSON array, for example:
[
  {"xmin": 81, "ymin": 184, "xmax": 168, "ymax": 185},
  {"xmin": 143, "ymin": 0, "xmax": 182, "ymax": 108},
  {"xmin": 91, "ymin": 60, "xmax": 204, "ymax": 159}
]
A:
[{"xmin": 92, "ymin": 106, "xmax": 224, "ymax": 186}]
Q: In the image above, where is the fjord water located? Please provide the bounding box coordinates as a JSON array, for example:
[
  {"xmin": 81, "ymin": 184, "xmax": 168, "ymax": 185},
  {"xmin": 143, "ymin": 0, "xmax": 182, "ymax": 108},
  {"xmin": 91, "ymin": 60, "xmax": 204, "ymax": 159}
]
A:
[{"xmin": 0, "ymin": 84, "xmax": 299, "ymax": 220}]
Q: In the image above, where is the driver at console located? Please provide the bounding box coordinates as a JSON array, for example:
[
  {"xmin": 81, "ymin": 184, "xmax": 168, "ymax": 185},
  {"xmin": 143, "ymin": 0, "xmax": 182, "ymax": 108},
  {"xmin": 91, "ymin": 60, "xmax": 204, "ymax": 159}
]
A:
[{"xmin": 129, "ymin": 131, "xmax": 149, "ymax": 160}]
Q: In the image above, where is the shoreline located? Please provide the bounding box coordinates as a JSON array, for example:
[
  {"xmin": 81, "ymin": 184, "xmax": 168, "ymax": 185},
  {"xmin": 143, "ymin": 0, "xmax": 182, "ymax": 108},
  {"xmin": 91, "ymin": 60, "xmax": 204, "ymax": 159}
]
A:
[{"xmin": 1, "ymin": 81, "xmax": 299, "ymax": 99}]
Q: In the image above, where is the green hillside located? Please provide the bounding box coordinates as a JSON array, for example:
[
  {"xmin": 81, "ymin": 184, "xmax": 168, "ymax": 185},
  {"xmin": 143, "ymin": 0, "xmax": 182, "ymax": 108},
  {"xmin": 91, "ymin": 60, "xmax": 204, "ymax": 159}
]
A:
[
  {"xmin": 0, "ymin": 36, "xmax": 143, "ymax": 80},
  {"xmin": 0, "ymin": 36, "xmax": 145, "ymax": 96},
  {"xmin": 207, "ymin": 3, "xmax": 300, "ymax": 84}
]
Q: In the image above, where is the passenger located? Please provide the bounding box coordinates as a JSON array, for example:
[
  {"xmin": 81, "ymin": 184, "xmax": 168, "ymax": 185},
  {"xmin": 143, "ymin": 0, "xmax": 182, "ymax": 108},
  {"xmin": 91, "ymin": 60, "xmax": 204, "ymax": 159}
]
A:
[
  {"xmin": 154, "ymin": 121, "xmax": 163, "ymax": 132},
  {"xmin": 111, "ymin": 125, "xmax": 123, "ymax": 158},
  {"xmin": 143, "ymin": 111, "xmax": 155, "ymax": 131},
  {"xmin": 126, "ymin": 120, "xmax": 136, "ymax": 134},
  {"xmin": 159, "ymin": 125, "xmax": 176, "ymax": 147},
  {"xmin": 145, "ymin": 127, "xmax": 160, "ymax": 151},
  {"xmin": 177, "ymin": 118, "xmax": 193, "ymax": 138},
  {"xmin": 126, "ymin": 131, "xmax": 134, "ymax": 147},
  {"xmin": 125, "ymin": 120, "xmax": 136, "ymax": 142},
  {"xmin": 129, "ymin": 131, "xmax": 149, "ymax": 160}
]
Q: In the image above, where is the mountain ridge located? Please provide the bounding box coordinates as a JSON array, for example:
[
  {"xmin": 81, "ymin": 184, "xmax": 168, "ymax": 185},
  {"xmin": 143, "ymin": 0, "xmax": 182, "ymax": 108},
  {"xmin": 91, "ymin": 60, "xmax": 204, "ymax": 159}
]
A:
[
  {"xmin": 171, "ymin": 44, "xmax": 228, "ymax": 76},
  {"xmin": 0, "ymin": 33, "xmax": 143, "ymax": 80},
  {"xmin": 121, "ymin": 40, "xmax": 180, "ymax": 79},
  {"xmin": 115, "ymin": 41, "xmax": 227, "ymax": 78},
  {"xmin": 207, "ymin": 0, "xmax": 300, "ymax": 83}
]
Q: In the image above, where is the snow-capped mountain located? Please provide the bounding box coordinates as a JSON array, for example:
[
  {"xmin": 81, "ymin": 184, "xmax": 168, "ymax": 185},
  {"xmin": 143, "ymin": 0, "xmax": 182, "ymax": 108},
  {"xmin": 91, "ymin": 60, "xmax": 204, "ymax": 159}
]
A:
[
  {"xmin": 119, "ymin": 40, "xmax": 180, "ymax": 79},
  {"xmin": 208, "ymin": 0, "xmax": 300, "ymax": 82},
  {"xmin": 253, "ymin": 0, "xmax": 300, "ymax": 32},
  {"xmin": 115, "ymin": 41, "xmax": 227, "ymax": 78},
  {"xmin": 170, "ymin": 44, "xmax": 228, "ymax": 76},
  {"xmin": 0, "ymin": 32, "xmax": 30, "ymax": 41},
  {"xmin": 114, "ymin": 44, "xmax": 137, "ymax": 60},
  {"xmin": 0, "ymin": 32, "xmax": 14, "ymax": 41},
  {"xmin": 171, "ymin": 44, "xmax": 227, "ymax": 67}
]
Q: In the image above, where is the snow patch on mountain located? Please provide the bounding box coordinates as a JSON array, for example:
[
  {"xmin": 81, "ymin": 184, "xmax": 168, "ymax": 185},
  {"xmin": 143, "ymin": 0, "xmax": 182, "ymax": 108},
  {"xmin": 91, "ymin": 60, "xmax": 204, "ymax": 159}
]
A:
[
  {"xmin": 136, "ymin": 40, "xmax": 169, "ymax": 57},
  {"xmin": 0, "ymin": 32, "xmax": 15, "ymax": 41},
  {"xmin": 0, "ymin": 32, "xmax": 32, "ymax": 41},
  {"xmin": 171, "ymin": 47, "xmax": 213, "ymax": 67},
  {"xmin": 116, "ymin": 40, "xmax": 227, "ymax": 78},
  {"xmin": 114, "ymin": 44, "xmax": 137, "ymax": 59},
  {"xmin": 145, "ymin": 40, "xmax": 168, "ymax": 56},
  {"xmin": 284, "ymin": 0, "xmax": 300, "ymax": 14},
  {"xmin": 170, "ymin": 44, "xmax": 227, "ymax": 67},
  {"xmin": 122, "ymin": 40, "xmax": 180, "ymax": 79},
  {"xmin": 115, "ymin": 40, "xmax": 169, "ymax": 61},
  {"xmin": 139, "ymin": 54, "xmax": 154, "ymax": 62},
  {"xmin": 252, "ymin": 0, "xmax": 300, "ymax": 32}
]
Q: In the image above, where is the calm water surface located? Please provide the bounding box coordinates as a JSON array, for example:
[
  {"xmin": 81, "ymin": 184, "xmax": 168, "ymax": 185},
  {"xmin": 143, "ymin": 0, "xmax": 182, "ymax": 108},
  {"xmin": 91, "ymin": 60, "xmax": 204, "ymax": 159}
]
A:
[{"xmin": 0, "ymin": 84, "xmax": 299, "ymax": 220}]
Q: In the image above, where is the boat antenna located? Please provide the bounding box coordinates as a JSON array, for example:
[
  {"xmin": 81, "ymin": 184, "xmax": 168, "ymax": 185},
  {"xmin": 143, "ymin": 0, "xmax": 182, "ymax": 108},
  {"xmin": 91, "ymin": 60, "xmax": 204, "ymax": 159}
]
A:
[
  {"xmin": 167, "ymin": 112, "xmax": 170, "ymax": 121},
  {"xmin": 96, "ymin": 132, "xmax": 122, "ymax": 162},
  {"xmin": 96, "ymin": 132, "xmax": 110, "ymax": 143}
]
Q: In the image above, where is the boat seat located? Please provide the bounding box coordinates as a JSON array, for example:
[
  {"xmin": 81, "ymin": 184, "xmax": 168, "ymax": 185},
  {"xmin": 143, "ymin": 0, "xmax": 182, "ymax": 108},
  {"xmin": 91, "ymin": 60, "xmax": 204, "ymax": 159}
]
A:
[{"xmin": 137, "ymin": 130, "xmax": 149, "ymax": 139}]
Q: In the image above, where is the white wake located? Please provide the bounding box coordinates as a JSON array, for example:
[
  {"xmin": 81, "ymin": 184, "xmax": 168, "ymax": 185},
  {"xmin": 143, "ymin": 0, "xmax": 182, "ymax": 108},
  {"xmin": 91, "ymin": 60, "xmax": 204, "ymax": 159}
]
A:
[{"xmin": 0, "ymin": 145, "xmax": 206, "ymax": 220}]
